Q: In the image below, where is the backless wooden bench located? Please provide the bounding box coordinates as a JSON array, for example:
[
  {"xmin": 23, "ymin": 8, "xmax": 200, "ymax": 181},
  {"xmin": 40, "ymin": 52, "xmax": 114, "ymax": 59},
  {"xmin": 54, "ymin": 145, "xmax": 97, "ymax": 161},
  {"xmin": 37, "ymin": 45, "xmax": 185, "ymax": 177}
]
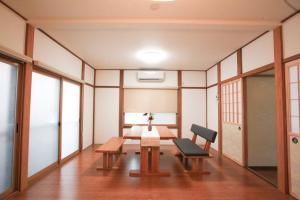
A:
[
  {"xmin": 95, "ymin": 137, "xmax": 125, "ymax": 170},
  {"xmin": 173, "ymin": 124, "xmax": 217, "ymax": 173}
]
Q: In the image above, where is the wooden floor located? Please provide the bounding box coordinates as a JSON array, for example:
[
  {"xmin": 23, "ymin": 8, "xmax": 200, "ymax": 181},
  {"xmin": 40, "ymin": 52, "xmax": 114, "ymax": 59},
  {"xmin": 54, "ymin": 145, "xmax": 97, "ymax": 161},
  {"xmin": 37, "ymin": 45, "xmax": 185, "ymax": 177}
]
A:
[{"xmin": 8, "ymin": 145, "xmax": 295, "ymax": 200}]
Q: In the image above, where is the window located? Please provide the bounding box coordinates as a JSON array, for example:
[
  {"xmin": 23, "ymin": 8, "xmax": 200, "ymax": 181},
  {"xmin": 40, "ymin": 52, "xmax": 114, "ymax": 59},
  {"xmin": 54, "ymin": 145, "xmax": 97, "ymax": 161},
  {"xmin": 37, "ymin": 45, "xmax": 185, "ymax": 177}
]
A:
[
  {"xmin": 124, "ymin": 89, "xmax": 177, "ymax": 126},
  {"xmin": 222, "ymin": 79, "xmax": 242, "ymax": 124},
  {"xmin": 286, "ymin": 60, "xmax": 300, "ymax": 136}
]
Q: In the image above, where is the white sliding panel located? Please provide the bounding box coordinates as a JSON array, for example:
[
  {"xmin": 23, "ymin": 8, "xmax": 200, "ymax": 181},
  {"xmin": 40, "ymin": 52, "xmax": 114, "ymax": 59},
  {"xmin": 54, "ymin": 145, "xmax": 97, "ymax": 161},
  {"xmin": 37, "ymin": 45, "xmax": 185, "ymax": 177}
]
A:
[
  {"xmin": 96, "ymin": 70, "xmax": 120, "ymax": 86},
  {"xmin": 182, "ymin": 89, "xmax": 206, "ymax": 144},
  {"xmin": 207, "ymin": 65, "xmax": 218, "ymax": 86},
  {"xmin": 221, "ymin": 53, "xmax": 238, "ymax": 81},
  {"xmin": 207, "ymin": 86, "xmax": 218, "ymax": 150},
  {"xmin": 28, "ymin": 72, "xmax": 60, "ymax": 177},
  {"xmin": 283, "ymin": 14, "xmax": 300, "ymax": 59},
  {"xmin": 84, "ymin": 64, "xmax": 94, "ymax": 85},
  {"xmin": 94, "ymin": 88, "xmax": 119, "ymax": 144},
  {"xmin": 242, "ymin": 31, "xmax": 274, "ymax": 73},
  {"xmin": 0, "ymin": 3, "xmax": 26, "ymax": 55},
  {"xmin": 61, "ymin": 81, "xmax": 80, "ymax": 159},
  {"xmin": 182, "ymin": 71, "xmax": 206, "ymax": 87},
  {"xmin": 83, "ymin": 85, "xmax": 94, "ymax": 149}
]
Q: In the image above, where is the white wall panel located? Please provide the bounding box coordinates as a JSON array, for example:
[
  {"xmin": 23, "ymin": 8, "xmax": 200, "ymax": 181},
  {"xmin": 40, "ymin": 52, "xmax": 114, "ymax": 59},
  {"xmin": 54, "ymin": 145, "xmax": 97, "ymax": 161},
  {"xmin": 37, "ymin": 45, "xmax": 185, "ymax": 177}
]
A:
[
  {"xmin": 283, "ymin": 14, "xmax": 300, "ymax": 59},
  {"xmin": 94, "ymin": 88, "xmax": 119, "ymax": 144},
  {"xmin": 96, "ymin": 70, "xmax": 120, "ymax": 86},
  {"xmin": 221, "ymin": 53, "xmax": 238, "ymax": 81},
  {"xmin": 182, "ymin": 71, "xmax": 206, "ymax": 87},
  {"xmin": 124, "ymin": 70, "xmax": 177, "ymax": 89},
  {"xmin": 207, "ymin": 65, "xmax": 218, "ymax": 86},
  {"xmin": 207, "ymin": 86, "xmax": 218, "ymax": 150},
  {"xmin": 33, "ymin": 30, "xmax": 82, "ymax": 79},
  {"xmin": 182, "ymin": 89, "xmax": 206, "ymax": 144},
  {"xmin": 242, "ymin": 32, "xmax": 274, "ymax": 73},
  {"xmin": 0, "ymin": 3, "xmax": 26, "ymax": 55},
  {"xmin": 83, "ymin": 85, "xmax": 94, "ymax": 149},
  {"xmin": 84, "ymin": 64, "xmax": 94, "ymax": 85}
]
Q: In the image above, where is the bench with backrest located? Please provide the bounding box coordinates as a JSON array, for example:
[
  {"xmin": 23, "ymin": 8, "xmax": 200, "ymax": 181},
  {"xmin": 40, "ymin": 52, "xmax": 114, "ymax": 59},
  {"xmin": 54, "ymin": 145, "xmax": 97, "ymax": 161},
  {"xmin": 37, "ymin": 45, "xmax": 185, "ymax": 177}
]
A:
[
  {"xmin": 173, "ymin": 124, "xmax": 217, "ymax": 173},
  {"xmin": 95, "ymin": 137, "xmax": 125, "ymax": 170}
]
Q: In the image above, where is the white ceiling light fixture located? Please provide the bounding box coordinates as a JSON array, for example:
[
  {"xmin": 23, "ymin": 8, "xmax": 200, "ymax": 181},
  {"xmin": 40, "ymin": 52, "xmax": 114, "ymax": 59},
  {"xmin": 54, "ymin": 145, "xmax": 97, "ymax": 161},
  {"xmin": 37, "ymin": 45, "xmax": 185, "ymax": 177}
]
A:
[{"xmin": 136, "ymin": 49, "xmax": 168, "ymax": 64}]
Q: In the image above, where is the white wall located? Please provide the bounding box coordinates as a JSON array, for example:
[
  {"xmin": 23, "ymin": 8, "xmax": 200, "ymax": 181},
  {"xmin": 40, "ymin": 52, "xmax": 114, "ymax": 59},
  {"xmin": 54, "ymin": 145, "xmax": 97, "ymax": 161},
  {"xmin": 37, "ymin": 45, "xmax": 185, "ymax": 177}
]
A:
[
  {"xmin": 221, "ymin": 53, "xmax": 238, "ymax": 81},
  {"xmin": 283, "ymin": 14, "xmax": 300, "ymax": 59},
  {"xmin": 182, "ymin": 89, "xmax": 206, "ymax": 144},
  {"xmin": 0, "ymin": 3, "xmax": 26, "ymax": 55},
  {"xmin": 33, "ymin": 30, "xmax": 82, "ymax": 79},
  {"xmin": 207, "ymin": 86, "xmax": 218, "ymax": 150},
  {"xmin": 95, "ymin": 70, "xmax": 120, "ymax": 86},
  {"xmin": 84, "ymin": 64, "xmax": 94, "ymax": 85},
  {"xmin": 182, "ymin": 71, "xmax": 206, "ymax": 87},
  {"xmin": 207, "ymin": 65, "xmax": 218, "ymax": 86},
  {"xmin": 94, "ymin": 88, "xmax": 119, "ymax": 144},
  {"xmin": 124, "ymin": 70, "xmax": 177, "ymax": 89},
  {"xmin": 242, "ymin": 32, "xmax": 274, "ymax": 73},
  {"xmin": 82, "ymin": 85, "xmax": 94, "ymax": 149}
]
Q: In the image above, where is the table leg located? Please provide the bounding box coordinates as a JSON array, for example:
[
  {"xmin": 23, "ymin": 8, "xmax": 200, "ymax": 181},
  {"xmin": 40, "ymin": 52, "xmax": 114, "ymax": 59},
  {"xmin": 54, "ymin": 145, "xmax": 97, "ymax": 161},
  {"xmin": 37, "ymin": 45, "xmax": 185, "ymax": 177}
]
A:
[
  {"xmin": 140, "ymin": 146, "xmax": 149, "ymax": 173},
  {"xmin": 151, "ymin": 146, "xmax": 160, "ymax": 173}
]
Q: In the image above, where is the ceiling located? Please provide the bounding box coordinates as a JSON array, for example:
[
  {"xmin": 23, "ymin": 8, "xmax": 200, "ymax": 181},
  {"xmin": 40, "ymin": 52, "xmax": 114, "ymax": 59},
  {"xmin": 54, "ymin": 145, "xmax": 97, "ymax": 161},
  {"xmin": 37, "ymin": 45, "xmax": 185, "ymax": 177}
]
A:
[{"xmin": 3, "ymin": 0, "xmax": 299, "ymax": 70}]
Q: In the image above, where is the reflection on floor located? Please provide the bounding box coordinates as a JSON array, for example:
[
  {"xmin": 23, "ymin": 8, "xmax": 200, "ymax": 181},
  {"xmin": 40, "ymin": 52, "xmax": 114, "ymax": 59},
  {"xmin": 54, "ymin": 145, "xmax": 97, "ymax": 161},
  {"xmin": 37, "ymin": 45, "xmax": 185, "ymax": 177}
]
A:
[
  {"xmin": 8, "ymin": 145, "xmax": 294, "ymax": 200},
  {"xmin": 249, "ymin": 166, "xmax": 278, "ymax": 186}
]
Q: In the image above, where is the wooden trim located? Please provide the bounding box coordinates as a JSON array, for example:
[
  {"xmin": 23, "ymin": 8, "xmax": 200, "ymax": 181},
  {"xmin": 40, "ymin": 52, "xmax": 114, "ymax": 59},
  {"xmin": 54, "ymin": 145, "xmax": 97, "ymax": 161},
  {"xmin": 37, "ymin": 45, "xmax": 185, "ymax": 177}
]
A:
[
  {"xmin": 180, "ymin": 86, "xmax": 206, "ymax": 89},
  {"xmin": 85, "ymin": 82, "xmax": 94, "ymax": 87},
  {"xmin": 221, "ymin": 75, "xmax": 242, "ymax": 84},
  {"xmin": 205, "ymin": 71, "xmax": 208, "ymax": 128},
  {"xmin": 27, "ymin": 162, "xmax": 58, "ymax": 186},
  {"xmin": 79, "ymin": 84, "xmax": 84, "ymax": 151},
  {"xmin": 283, "ymin": 53, "xmax": 300, "ymax": 64},
  {"xmin": 281, "ymin": 10, "xmax": 300, "ymax": 23},
  {"xmin": 0, "ymin": 1, "xmax": 28, "ymax": 20},
  {"xmin": 177, "ymin": 71, "xmax": 182, "ymax": 138},
  {"xmin": 33, "ymin": 60, "xmax": 84, "ymax": 84},
  {"xmin": 237, "ymin": 49, "xmax": 243, "ymax": 75},
  {"xmin": 93, "ymin": 69, "xmax": 96, "ymax": 145},
  {"xmin": 95, "ymin": 68, "xmax": 205, "ymax": 72},
  {"xmin": 58, "ymin": 78, "xmax": 63, "ymax": 163},
  {"xmin": 273, "ymin": 26, "xmax": 288, "ymax": 193},
  {"xmin": 60, "ymin": 151, "xmax": 80, "ymax": 165},
  {"xmin": 0, "ymin": 44, "xmax": 32, "ymax": 63},
  {"xmin": 95, "ymin": 86, "xmax": 120, "ymax": 88},
  {"xmin": 242, "ymin": 63, "xmax": 274, "ymax": 77},
  {"xmin": 18, "ymin": 24, "xmax": 34, "ymax": 192},
  {"xmin": 124, "ymin": 87, "xmax": 178, "ymax": 90},
  {"xmin": 119, "ymin": 70, "xmax": 124, "ymax": 137},
  {"xmin": 242, "ymin": 77, "xmax": 248, "ymax": 167},
  {"xmin": 217, "ymin": 63, "xmax": 222, "ymax": 156},
  {"xmin": 81, "ymin": 62, "xmax": 85, "ymax": 81},
  {"xmin": 37, "ymin": 28, "xmax": 95, "ymax": 69},
  {"xmin": 207, "ymin": 83, "xmax": 218, "ymax": 89}
]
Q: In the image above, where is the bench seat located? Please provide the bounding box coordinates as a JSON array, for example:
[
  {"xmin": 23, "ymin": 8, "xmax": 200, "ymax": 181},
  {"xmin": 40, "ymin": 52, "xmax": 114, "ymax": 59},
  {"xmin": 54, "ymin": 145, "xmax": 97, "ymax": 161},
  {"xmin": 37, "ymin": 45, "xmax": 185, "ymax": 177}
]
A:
[{"xmin": 173, "ymin": 138, "xmax": 208, "ymax": 157}]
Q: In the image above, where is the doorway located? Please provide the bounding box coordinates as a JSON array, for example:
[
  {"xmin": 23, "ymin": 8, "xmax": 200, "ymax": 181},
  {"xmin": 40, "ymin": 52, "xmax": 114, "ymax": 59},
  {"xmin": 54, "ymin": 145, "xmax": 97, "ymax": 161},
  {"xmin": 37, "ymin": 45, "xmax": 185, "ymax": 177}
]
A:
[{"xmin": 246, "ymin": 69, "xmax": 278, "ymax": 186}]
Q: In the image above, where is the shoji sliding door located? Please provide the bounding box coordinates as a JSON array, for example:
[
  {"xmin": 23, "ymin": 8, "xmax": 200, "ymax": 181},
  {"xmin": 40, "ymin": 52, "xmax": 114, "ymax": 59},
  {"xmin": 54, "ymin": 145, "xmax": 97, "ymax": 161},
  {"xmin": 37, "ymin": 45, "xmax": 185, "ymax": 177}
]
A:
[
  {"xmin": 221, "ymin": 79, "xmax": 244, "ymax": 165},
  {"xmin": 29, "ymin": 72, "xmax": 60, "ymax": 177},
  {"xmin": 286, "ymin": 60, "xmax": 300, "ymax": 199},
  {"xmin": 61, "ymin": 80, "xmax": 80, "ymax": 159},
  {"xmin": 0, "ymin": 60, "xmax": 19, "ymax": 196}
]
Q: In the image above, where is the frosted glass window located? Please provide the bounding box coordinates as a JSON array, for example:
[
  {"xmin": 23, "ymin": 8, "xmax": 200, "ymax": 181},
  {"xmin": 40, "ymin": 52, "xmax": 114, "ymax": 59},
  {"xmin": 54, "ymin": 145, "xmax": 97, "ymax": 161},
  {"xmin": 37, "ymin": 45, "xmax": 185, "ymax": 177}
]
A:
[
  {"xmin": 289, "ymin": 66, "xmax": 298, "ymax": 82},
  {"xmin": 0, "ymin": 61, "xmax": 18, "ymax": 193},
  {"xmin": 291, "ymin": 100, "xmax": 299, "ymax": 116},
  {"xmin": 125, "ymin": 113, "xmax": 176, "ymax": 125},
  {"xmin": 61, "ymin": 81, "xmax": 80, "ymax": 159},
  {"xmin": 28, "ymin": 72, "xmax": 60, "ymax": 177},
  {"xmin": 291, "ymin": 117, "xmax": 299, "ymax": 133}
]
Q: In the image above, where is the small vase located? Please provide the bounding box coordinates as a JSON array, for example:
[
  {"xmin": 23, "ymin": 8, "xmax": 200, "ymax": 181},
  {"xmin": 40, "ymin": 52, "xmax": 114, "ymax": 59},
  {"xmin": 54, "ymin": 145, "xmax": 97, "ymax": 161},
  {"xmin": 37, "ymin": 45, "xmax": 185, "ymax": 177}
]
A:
[{"xmin": 148, "ymin": 121, "xmax": 152, "ymax": 131}]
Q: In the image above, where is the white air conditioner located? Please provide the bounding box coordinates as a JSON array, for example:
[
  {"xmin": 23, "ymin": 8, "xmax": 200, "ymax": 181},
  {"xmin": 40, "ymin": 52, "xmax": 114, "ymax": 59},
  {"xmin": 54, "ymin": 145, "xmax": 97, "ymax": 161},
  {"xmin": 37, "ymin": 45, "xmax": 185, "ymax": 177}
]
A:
[{"xmin": 137, "ymin": 71, "xmax": 165, "ymax": 82}]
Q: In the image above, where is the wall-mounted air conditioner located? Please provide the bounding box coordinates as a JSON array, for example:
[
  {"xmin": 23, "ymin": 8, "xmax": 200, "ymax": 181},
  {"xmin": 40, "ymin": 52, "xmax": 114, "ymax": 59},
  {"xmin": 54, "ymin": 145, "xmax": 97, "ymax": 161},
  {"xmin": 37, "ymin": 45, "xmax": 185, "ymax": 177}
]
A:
[{"xmin": 137, "ymin": 71, "xmax": 165, "ymax": 82}]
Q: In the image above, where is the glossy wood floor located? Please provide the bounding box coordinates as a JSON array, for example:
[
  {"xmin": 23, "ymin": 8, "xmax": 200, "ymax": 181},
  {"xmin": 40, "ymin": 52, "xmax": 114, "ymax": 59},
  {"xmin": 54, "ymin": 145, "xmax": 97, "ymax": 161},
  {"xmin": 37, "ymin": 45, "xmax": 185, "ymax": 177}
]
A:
[{"xmin": 8, "ymin": 145, "xmax": 295, "ymax": 200}]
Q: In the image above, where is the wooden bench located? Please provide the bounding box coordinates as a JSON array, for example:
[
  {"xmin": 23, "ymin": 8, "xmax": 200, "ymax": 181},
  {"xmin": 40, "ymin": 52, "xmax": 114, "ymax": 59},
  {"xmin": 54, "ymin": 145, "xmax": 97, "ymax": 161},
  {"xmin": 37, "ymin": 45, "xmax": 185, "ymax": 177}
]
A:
[
  {"xmin": 173, "ymin": 124, "xmax": 217, "ymax": 173},
  {"xmin": 95, "ymin": 137, "xmax": 125, "ymax": 170}
]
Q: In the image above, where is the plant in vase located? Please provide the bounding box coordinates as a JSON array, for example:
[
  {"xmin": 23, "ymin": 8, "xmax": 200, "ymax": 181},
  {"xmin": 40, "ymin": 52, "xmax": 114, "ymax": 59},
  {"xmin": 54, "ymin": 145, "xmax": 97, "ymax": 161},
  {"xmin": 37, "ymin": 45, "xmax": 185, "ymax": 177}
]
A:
[{"xmin": 143, "ymin": 112, "xmax": 154, "ymax": 131}]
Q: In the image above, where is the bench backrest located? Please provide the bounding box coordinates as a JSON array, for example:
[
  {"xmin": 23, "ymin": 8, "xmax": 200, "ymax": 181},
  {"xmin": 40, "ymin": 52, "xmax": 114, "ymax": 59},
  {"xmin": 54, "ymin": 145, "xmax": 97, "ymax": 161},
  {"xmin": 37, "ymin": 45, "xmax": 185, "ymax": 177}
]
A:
[{"xmin": 190, "ymin": 124, "xmax": 217, "ymax": 151}]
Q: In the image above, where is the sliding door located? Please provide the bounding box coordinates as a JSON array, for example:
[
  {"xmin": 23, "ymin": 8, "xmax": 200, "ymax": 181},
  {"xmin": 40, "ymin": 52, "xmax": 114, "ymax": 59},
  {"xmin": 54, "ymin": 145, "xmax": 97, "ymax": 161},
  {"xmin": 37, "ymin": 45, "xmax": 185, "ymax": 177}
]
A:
[
  {"xmin": 28, "ymin": 72, "xmax": 60, "ymax": 177},
  {"xmin": 221, "ymin": 79, "xmax": 244, "ymax": 165},
  {"xmin": 286, "ymin": 60, "xmax": 300, "ymax": 199},
  {"xmin": 61, "ymin": 80, "xmax": 80, "ymax": 159},
  {"xmin": 0, "ymin": 60, "xmax": 18, "ymax": 196}
]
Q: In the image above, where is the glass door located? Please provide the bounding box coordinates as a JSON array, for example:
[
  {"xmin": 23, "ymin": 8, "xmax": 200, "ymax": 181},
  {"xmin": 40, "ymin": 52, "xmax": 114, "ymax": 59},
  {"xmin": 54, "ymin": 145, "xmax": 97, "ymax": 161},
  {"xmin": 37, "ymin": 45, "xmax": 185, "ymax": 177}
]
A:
[{"xmin": 0, "ymin": 59, "xmax": 19, "ymax": 197}]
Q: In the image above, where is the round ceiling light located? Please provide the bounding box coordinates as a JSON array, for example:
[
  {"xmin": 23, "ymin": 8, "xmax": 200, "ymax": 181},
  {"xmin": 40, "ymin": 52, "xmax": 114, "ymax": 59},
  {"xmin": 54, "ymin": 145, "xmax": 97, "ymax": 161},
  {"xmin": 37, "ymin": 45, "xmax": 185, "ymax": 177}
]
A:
[{"xmin": 136, "ymin": 49, "xmax": 168, "ymax": 64}]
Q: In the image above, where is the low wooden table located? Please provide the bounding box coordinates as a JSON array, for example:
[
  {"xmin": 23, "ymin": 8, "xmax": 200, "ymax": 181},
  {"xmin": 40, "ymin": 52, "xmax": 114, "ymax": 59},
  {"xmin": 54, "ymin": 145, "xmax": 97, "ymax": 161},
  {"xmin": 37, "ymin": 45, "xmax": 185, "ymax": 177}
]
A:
[{"xmin": 123, "ymin": 126, "xmax": 176, "ymax": 177}]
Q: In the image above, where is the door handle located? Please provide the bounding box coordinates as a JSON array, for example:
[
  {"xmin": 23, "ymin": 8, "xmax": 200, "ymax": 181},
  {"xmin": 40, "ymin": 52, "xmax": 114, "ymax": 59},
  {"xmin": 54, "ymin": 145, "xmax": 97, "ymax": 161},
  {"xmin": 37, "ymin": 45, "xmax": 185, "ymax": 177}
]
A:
[
  {"xmin": 238, "ymin": 126, "xmax": 241, "ymax": 131},
  {"xmin": 292, "ymin": 137, "xmax": 298, "ymax": 144}
]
